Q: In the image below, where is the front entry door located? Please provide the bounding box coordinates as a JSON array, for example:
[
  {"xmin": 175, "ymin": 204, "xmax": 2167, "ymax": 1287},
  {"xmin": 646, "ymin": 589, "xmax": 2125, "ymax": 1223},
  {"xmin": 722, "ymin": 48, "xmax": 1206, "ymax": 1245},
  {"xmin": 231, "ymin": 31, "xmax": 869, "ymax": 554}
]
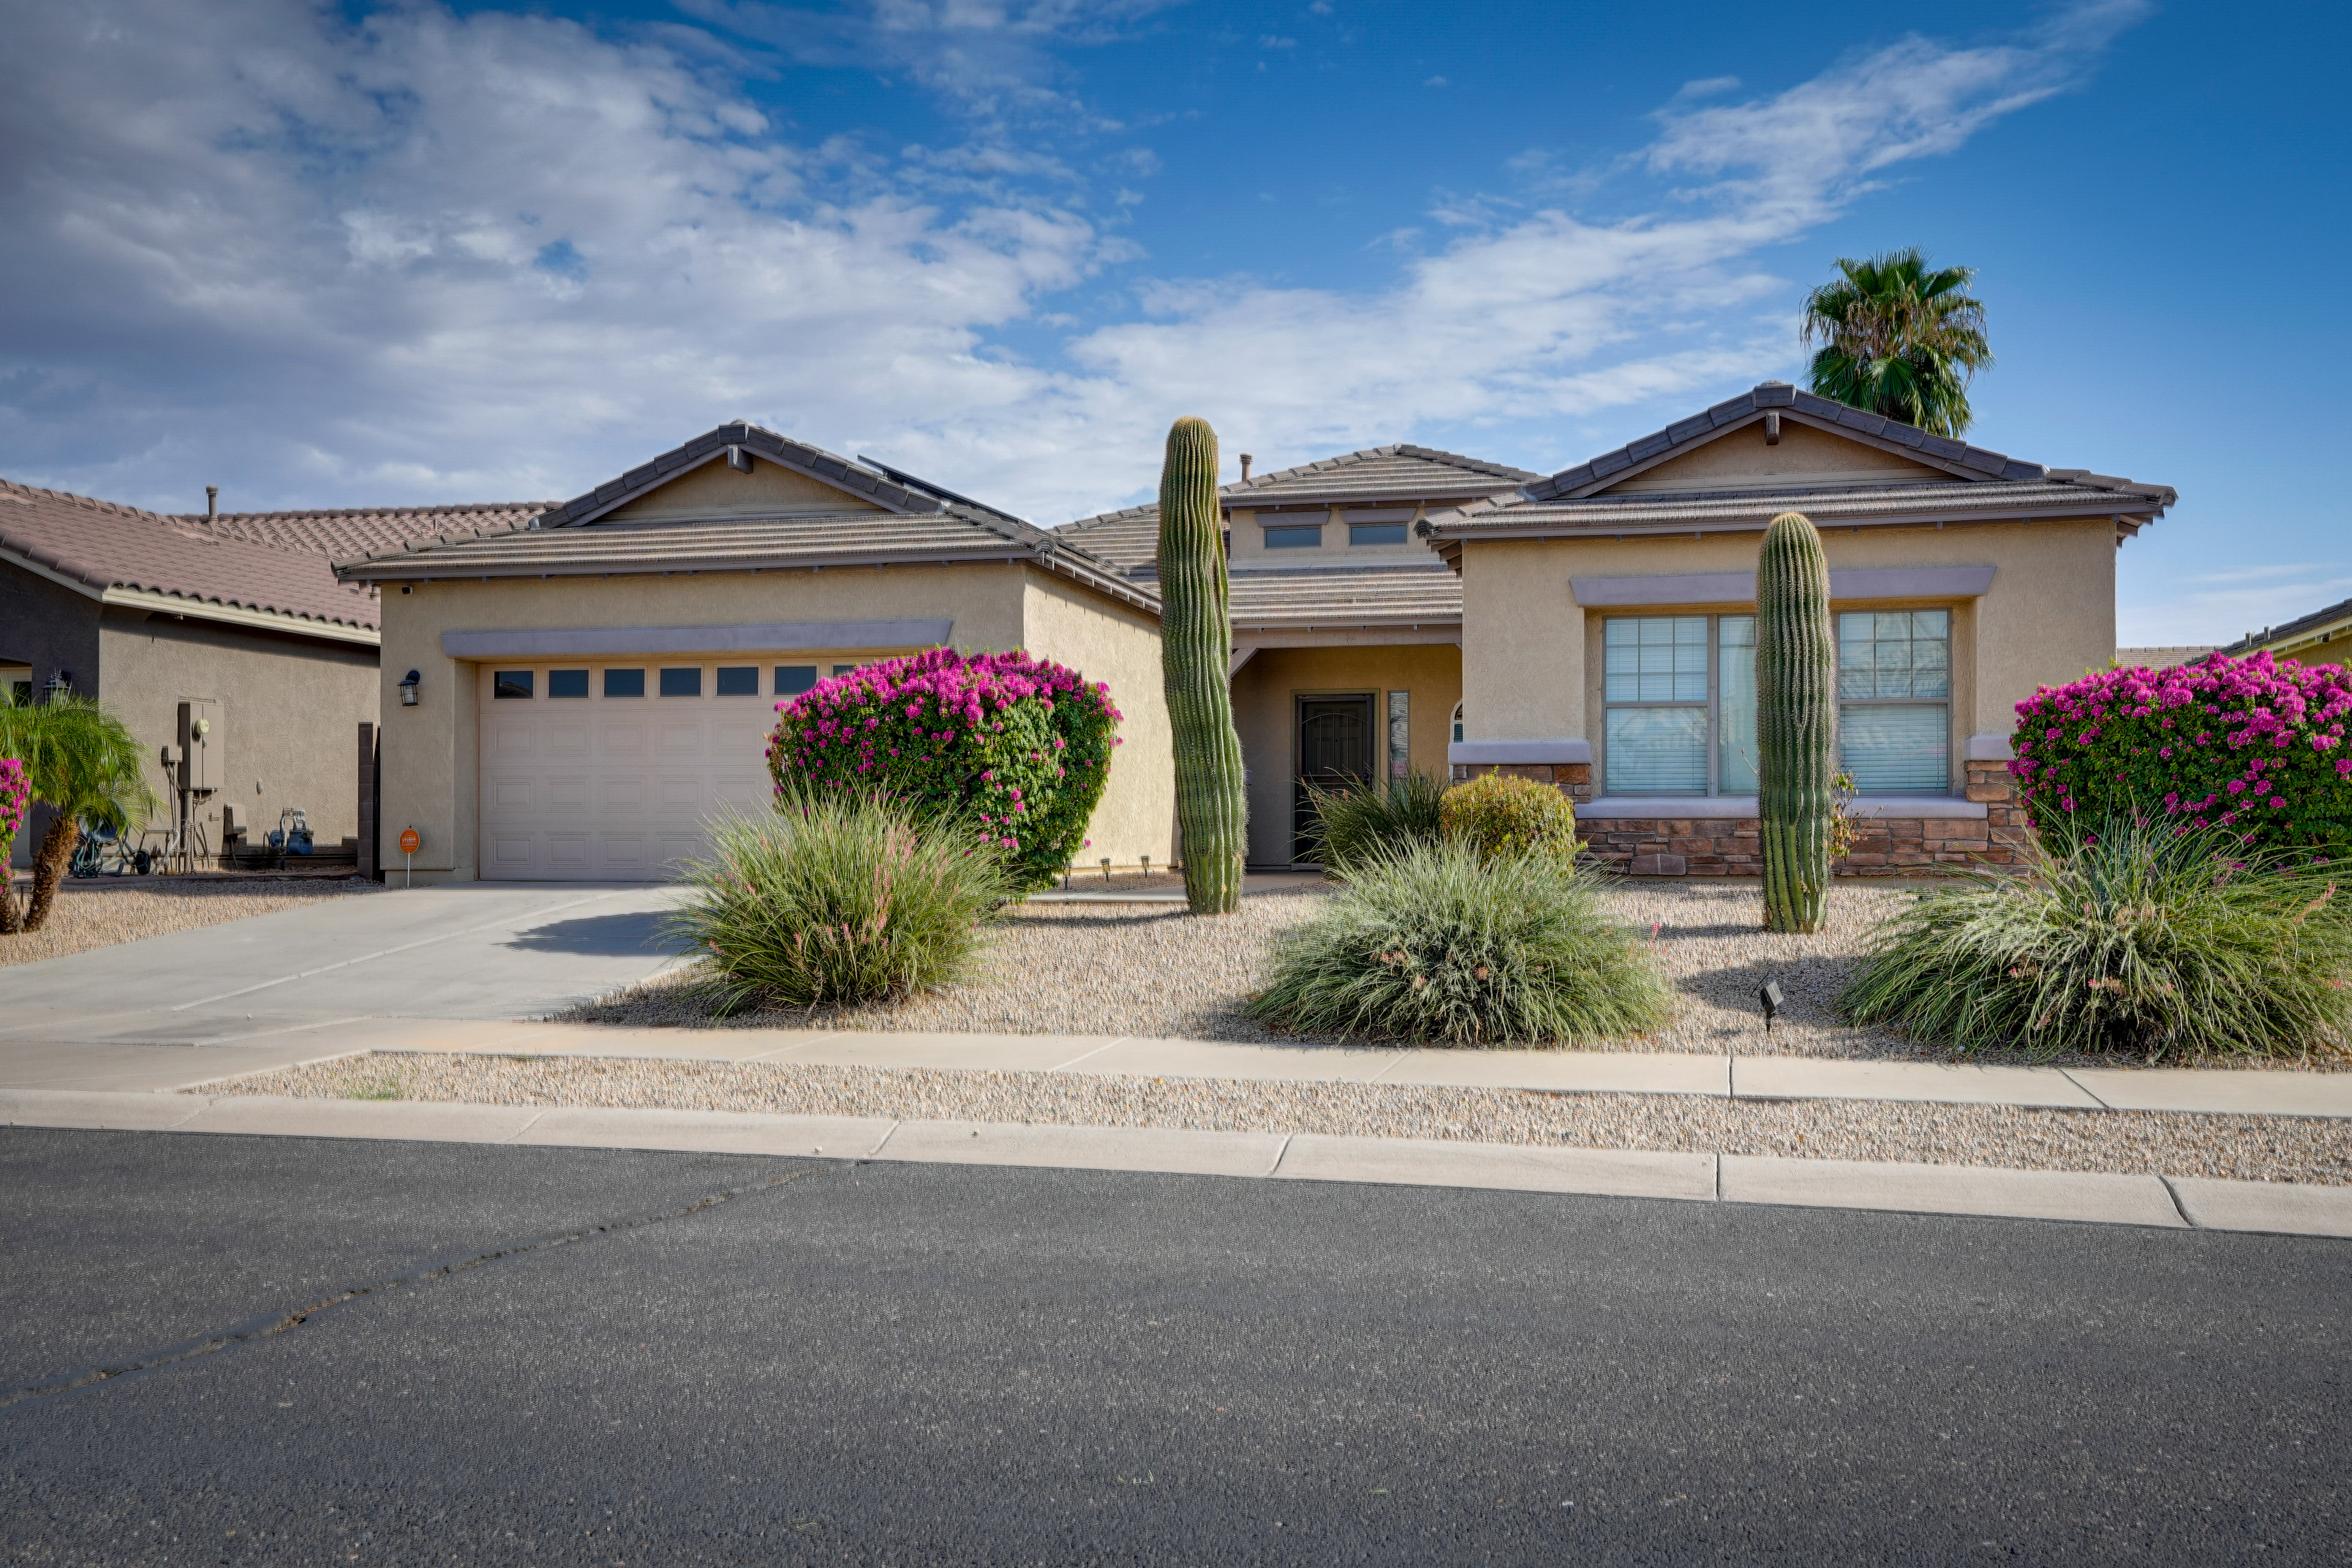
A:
[{"xmin": 1294, "ymin": 694, "xmax": 1376, "ymax": 862}]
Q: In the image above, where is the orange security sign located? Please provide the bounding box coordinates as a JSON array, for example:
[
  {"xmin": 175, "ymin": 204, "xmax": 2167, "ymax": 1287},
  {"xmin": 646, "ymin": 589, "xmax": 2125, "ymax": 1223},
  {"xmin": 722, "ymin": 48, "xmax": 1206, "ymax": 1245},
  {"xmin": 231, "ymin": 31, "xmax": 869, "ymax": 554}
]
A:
[{"xmin": 398, "ymin": 827, "xmax": 421, "ymax": 854}]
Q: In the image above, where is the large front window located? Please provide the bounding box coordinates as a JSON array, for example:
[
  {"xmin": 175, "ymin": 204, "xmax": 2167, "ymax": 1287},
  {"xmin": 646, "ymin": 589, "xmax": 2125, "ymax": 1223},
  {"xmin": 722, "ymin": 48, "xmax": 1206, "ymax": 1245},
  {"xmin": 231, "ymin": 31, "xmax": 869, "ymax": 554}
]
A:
[{"xmin": 1601, "ymin": 611, "xmax": 1950, "ymax": 796}]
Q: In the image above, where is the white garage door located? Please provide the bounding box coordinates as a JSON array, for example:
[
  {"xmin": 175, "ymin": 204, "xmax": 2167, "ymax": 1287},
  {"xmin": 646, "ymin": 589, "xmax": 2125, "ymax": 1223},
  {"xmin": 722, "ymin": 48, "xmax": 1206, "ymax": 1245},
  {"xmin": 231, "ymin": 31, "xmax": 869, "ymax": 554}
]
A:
[{"xmin": 477, "ymin": 660, "xmax": 805, "ymax": 881}]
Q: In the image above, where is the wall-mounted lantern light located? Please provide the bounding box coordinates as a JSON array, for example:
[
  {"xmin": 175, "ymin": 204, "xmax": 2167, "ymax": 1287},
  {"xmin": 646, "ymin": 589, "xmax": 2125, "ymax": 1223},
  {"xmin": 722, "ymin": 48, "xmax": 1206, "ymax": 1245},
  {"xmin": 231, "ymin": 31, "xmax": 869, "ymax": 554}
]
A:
[
  {"xmin": 43, "ymin": 669, "xmax": 72, "ymax": 701},
  {"xmin": 398, "ymin": 669, "xmax": 421, "ymax": 707}
]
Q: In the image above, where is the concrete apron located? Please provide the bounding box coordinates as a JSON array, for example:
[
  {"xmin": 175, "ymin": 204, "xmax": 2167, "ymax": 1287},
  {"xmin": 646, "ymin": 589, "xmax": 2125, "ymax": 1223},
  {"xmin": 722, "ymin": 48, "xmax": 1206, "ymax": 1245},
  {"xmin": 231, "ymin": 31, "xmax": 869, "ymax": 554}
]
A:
[{"xmin": 6, "ymin": 1087, "xmax": 2349, "ymax": 1240}]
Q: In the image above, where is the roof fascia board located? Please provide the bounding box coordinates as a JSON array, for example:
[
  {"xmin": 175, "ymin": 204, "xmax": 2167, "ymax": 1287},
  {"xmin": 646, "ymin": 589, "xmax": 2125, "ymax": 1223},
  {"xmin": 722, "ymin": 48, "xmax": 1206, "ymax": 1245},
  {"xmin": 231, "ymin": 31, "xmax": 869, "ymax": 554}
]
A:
[
  {"xmin": 1231, "ymin": 627, "xmax": 1462, "ymax": 648},
  {"xmin": 0, "ymin": 542, "xmax": 107, "ymax": 602},
  {"xmin": 348, "ymin": 546, "xmax": 1160, "ymax": 616},
  {"xmin": 100, "ymin": 585, "xmax": 380, "ymax": 646},
  {"xmin": 1553, "ymin": 407, "xmax": 1995, "ymax": 499},
  {"xmin": 1428, "ymin": 501, "xmax": 2154, "ymax": 545}
]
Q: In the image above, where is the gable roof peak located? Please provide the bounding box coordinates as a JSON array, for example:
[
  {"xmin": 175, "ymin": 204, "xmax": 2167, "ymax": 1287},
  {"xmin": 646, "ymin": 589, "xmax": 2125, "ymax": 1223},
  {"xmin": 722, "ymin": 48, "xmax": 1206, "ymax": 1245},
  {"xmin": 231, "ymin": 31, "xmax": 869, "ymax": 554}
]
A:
[{"xmin": 1525, "ymin": 382, "xmax": 2067, "ymax": 502}]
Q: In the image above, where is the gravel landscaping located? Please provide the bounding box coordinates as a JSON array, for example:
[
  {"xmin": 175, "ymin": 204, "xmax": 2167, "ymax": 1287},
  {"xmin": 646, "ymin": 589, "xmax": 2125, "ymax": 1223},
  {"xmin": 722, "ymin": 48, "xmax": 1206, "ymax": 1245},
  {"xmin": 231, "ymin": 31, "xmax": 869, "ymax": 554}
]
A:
[
  {"xmin": 566, "ymin": 879, "xmax": 2304, "ymax": 1068},
  {"xmin": 0, "ymin": 873, "xmax": 377, "ymax": 968},
  {"xmin": 214, "ymin": 1050, "xmax": 2352, "ymax": 1186}
]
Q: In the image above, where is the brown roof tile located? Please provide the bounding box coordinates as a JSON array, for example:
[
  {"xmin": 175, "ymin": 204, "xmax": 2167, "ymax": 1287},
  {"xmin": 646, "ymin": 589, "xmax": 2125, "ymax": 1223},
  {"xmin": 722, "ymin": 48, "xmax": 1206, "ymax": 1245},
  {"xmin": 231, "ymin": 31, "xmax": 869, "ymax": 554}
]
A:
[{"xmin": 0, "ymin": 478, "xmax": 385, "ymax": 633}]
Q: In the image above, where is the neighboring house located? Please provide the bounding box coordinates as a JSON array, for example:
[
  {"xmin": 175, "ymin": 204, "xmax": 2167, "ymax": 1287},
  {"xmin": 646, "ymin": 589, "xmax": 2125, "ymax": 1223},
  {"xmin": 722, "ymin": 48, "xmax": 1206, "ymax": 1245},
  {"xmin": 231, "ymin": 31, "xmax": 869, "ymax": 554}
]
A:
[
  {"xmin": 2117, "ymin": 646, "xmax": 2217, "ymax": 669},
  {"xmin": 2220, "ymin": 600, "xmax": 2352, "ymax": 666},
  {"xmin": 336, "ymin": 423, "xmax": 1170, "ymax": 884},
  {"xmin": 1423, "ymin": 382, "xmax": 2175, "ymax": 875},
  {"xmin": 0, "ymin": 477, "xmax": 532, "ymax": 868},
  {"xmin": 1060, "ymin": 446, "xmax": 1537, "ymax": 865}
]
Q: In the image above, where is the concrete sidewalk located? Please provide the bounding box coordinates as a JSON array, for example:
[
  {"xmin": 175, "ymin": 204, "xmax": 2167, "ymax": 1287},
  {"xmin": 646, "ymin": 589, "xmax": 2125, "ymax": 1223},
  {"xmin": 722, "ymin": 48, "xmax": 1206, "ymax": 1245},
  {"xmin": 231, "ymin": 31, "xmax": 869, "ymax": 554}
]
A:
[
  {"xmin": 6, "ymin": 1087, "xmax": 2348, "ymax": 1238},
  {"xmin": 4, "ymin": 1012, "xmax": 2348, "ymax": 1118}
]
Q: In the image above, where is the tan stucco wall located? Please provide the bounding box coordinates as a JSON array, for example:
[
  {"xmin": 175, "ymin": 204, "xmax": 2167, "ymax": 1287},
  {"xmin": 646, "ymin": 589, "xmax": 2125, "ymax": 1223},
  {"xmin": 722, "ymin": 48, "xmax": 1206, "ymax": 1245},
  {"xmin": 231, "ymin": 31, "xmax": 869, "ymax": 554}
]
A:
[
  {"xmin": 1019, "ymin": 572, "xmax": 1174, "ymax": 869},
  {"xmin": 98, "ymin": 610, "xmax": 378, "ymax": 853},
  {"xmin": 1229, "ymin": 643, "xmax": 1461, "ymax": 865},
  {"xmin": 1458, "ymin": 519, "xmax": 2116, "ymax": 776},
  {"xmin": 1603, "ymin": 420, "xmax": 1947, "ymax": 493},
  {"xmin": 603, "ymin": 455, "xmax": 886, "ymax": 522},
  {"xmin": 1225, "ymin": 507, "xmax": 1445, "ymax": 568},
  {"xmin": 377, "ymin": 564, "xmax": 1028, "ymax": 881}
]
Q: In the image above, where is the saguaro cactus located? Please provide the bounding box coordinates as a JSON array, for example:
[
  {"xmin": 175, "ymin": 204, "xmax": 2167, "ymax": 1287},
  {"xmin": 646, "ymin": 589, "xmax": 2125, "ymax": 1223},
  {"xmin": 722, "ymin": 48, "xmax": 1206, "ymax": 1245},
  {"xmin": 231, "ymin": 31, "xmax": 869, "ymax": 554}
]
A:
[
  {"xmin": 1757, "ymin": 510, "xmax": 1837, "ymax": 933},
  {"xmin": 1157, "ymin": 417, "xmax": 1249, "ymax": 914}
]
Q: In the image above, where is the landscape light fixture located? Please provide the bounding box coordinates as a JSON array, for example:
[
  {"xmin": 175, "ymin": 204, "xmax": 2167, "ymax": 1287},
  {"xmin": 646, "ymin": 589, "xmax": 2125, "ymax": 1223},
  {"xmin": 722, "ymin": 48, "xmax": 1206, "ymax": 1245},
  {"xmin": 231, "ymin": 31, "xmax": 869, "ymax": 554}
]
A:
[
  {"xmin": 1759, "ymin": 981, "xmax": 1785, "ymax": 1033},
  {"xmin": 398, "ymin": 669, "xmax": 421, "ymax": 707},
  {"xmin": 1101, "ymin": 856, "xmax": 1112, "ymax": 884}
]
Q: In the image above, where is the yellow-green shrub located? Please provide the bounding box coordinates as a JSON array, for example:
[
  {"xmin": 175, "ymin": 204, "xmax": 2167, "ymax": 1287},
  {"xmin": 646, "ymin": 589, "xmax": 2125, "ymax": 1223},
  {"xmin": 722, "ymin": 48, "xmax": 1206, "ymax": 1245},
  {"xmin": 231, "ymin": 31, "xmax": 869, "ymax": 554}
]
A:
[{"xmin": 1439, "ymin": 772, "xmax": 1580, "ymax": 862}]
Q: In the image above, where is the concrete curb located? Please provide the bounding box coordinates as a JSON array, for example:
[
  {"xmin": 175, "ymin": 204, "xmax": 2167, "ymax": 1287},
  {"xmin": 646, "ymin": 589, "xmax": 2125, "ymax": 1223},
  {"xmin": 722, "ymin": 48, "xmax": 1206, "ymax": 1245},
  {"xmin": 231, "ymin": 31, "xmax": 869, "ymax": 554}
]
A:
[{"xmin": 6, "ymin": 1089, "xmax": 2348, "ymax": 1238}]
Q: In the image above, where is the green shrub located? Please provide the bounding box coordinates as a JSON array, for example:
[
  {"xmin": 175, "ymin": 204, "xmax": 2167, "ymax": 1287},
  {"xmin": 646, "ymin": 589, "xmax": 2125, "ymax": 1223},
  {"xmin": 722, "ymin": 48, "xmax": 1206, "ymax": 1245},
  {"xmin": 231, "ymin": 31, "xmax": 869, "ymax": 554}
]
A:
[
  {"xmin": 1840, "ymin": 816, "xmax": 2352, "ymax": 1061},
  {"xmin": 1304, "ymin": 771, "xmax": 1448, "ymax": 870},
  {"xmin": 1438, "ymin": 771, "xmax": 1581, "ymax": 863},
  {"xmin": 1249, "ymin": 840, "xmax": 1672, "ymax": 1046},
  {"xmin": 665, "ymin": 791, "xmax": 1011, "ymax": 1014}
]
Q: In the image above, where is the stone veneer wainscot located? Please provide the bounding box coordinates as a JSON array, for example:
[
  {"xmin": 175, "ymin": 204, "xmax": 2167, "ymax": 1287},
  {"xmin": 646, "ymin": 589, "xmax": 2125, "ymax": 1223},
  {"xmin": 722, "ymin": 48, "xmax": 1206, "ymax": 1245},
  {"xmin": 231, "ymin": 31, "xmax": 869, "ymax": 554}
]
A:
[{"xmin": 1448, "ymin": 758, "xmax": 2026, "ymax": 876}]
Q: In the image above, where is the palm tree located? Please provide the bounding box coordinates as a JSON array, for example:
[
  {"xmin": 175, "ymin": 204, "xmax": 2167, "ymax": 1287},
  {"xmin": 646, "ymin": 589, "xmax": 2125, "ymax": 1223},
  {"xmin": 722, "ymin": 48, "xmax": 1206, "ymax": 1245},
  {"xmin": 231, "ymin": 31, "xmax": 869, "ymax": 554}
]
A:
[
  {"xmin": 0, "ymin": 691, "xmax": 162, "ymax": 933},
  {"xmin": 1800, "ymin": 249, "xmax": 1992, "ymax": 438}
]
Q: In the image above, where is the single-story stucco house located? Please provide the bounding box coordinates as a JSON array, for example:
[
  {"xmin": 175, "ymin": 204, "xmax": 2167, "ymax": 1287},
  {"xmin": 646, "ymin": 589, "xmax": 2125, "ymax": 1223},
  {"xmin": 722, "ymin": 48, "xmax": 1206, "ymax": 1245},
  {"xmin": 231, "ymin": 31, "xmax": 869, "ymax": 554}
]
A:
[
  {"xmin": 325, "ymin": 382, "xmax": 2172, "ymax": 884},
  {"xmin": 0, "ymin": 477, "xmax": 530, "ymax": 869},
  {"xmin": 1419, "ymin": 382, "xmax": 2174, "ymax": 874},
  {"xmin": 336, "ymin": 425, "xmax": 1171, "ymax": 884}
]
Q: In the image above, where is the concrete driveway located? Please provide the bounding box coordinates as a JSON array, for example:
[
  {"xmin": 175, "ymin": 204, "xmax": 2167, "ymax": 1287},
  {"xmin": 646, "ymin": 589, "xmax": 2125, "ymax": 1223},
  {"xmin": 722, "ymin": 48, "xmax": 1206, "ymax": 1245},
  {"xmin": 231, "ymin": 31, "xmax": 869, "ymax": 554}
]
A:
[{"xmin": 0, "ymin": 884, "xmax": 682, "ymax": 1088}]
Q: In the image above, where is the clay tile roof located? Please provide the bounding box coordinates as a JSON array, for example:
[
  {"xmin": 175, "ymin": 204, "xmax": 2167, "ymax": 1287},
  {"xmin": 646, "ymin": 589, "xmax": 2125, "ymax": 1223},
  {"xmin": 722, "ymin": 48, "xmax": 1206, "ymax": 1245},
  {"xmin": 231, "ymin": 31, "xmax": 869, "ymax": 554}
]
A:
[
  {"xmin": 1521, "ymin": 382, "xmax": 2176, "ymax": 508},
  {"xmin": 337, "ymin": 424, "xmax": 1154, "ymax": 616},
  {"xmin": 189, "ymin": 501, "xmax": 554, "ymax": 561},
  {"xmin": 0, "ymin": 477, "xmax": 393, "ymax": 634},
  {"xmin": 1229, "ymin": 564, "xmax": 1461, "ymax": 631},
  {"xmin": 1057, "ymin": 443, "xmax": 1537, "ymax": 575}
]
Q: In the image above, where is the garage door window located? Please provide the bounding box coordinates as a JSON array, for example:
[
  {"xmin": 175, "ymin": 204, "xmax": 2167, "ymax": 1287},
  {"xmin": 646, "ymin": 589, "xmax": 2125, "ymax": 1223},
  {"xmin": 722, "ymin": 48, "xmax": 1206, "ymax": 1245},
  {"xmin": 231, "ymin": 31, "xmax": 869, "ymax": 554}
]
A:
[
  {"xmin": 548, "ymin": 669, "xmax": 589, "ymax": 698},
  {"xmin": 603, "ymin": 668, "xmax": 644, "ymax": 698},
  {"xmin": 660, "ymin": 668, "xmax": 702, "ymax": 697},
  {"xmin": 776, "ymin": 665, "xmax": 817, "ymax": 696},
  {"xmin": 715, "ymin": 666, "xmax": 760, "ymax": 696},
  {"xmin": 494, "ymin": 671, "xmax": 534, "ymax": 699}
]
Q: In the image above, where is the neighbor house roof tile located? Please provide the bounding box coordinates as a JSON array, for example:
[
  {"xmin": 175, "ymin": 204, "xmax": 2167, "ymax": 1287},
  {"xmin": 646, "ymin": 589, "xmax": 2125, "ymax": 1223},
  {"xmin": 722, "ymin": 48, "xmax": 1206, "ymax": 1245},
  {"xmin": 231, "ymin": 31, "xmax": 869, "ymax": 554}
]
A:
[{"xmin": 0, "ymin": 477, "xmax": 389, "ymax": 633}]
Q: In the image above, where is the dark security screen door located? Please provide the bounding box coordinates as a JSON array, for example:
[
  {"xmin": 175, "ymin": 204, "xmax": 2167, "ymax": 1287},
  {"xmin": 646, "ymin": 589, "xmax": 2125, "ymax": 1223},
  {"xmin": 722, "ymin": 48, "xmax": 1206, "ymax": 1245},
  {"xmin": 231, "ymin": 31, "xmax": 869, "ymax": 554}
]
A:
[{"xmin": 1295, "ymin": 694, "xmax": 1376, "ymax": 862}]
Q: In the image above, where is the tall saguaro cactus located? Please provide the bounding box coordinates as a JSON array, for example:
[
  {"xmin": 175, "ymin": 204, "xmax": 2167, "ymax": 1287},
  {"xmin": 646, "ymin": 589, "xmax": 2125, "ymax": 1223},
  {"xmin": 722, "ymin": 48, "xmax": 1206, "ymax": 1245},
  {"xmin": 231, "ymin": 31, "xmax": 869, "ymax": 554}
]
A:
[
  {"xmin": 1757, "ymin": 510, "xmax": 1838, "ymax": 933},
  {"xmin": 1157, "ymin": 417, "xmax": 1249, "ymax": 914}
]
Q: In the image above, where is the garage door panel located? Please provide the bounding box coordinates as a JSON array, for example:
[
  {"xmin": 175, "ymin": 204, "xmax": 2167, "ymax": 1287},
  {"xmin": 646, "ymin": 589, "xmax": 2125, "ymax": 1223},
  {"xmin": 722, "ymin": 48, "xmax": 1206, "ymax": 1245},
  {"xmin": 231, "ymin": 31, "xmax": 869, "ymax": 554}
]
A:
[{"xmin": 481, "ymin": 659, "xmax": 841, "ymax": 882}]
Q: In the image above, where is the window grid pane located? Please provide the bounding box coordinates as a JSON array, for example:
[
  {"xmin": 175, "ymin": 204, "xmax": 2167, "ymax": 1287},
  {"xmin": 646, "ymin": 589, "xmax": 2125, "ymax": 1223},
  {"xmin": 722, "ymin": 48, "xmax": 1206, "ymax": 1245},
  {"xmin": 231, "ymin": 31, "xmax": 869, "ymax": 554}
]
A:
[
  {"xmin": 1842, "ymin": 704, "xmax": 1950, "ymax": 794},
  {"xmin": 1839, "ymin": 609, "xmax": 1951, "ymax": 699},
  {"xmin": 1607, "ymin": 706, "xmax": 1708, "ymax": 794},
  {"xmin": 1717, "ymin": 616, "xmax": 1758, "ymax": 795},
  {"xmin": 1604, "ymin": 616, "xmax": 1709, "ymax": 703}
]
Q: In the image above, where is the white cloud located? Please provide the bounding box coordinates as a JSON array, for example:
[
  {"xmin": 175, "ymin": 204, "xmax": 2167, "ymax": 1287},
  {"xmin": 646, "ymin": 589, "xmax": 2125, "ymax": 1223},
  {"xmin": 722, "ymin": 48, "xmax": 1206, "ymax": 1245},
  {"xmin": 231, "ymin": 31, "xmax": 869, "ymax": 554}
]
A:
[
  {"xmin": 0, "ymin": 0, "xmax": 2148, "ymax": 526},
  {"xmin": 2120, "ymin": 575, "xmax": 2352, "ymax": 650}
]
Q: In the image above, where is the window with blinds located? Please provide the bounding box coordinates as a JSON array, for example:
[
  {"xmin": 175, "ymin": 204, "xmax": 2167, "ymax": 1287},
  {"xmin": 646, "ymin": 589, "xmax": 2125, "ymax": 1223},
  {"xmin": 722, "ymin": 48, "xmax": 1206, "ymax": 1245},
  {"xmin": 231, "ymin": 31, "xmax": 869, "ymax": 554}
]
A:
[
  {"xmin": 1836, "ymin": 611, "xmax": 1951, "ymax": 793},
  {"xmin": 1601, "ymin": 610, "xmax": 1952, "ymax": 797}
]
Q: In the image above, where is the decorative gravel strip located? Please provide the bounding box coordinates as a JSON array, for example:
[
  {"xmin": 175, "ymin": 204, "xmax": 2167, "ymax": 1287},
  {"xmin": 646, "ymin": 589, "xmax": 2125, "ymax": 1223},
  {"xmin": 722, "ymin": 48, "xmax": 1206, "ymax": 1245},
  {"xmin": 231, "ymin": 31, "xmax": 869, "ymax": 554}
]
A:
[
  {"xmin": 0, "ymin": 876, "xmax": 378, "ymax": 968},
  {"xmin": 214, "ymin": 1051, "xmax": 2352, "ymax": 1186},
  {"xmin": 566, "ymin": 880, "xmax": 2338, "ymax": 1069}
]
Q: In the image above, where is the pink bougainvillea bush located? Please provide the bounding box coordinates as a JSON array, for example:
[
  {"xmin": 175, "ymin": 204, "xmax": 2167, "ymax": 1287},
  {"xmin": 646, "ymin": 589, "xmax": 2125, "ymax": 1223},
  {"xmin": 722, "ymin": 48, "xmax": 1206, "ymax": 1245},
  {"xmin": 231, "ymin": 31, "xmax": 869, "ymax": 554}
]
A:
[
  {"xmin": 2010, "ymin": 651, "xmax": 2352, "ymax": 854},
  {"xmin": 766, "ymin": 648, "xmax": 1121, "ymax": 892},
  {"xmin": 0, "ymin": 755, "xmax": 24, "ymax": 866}
]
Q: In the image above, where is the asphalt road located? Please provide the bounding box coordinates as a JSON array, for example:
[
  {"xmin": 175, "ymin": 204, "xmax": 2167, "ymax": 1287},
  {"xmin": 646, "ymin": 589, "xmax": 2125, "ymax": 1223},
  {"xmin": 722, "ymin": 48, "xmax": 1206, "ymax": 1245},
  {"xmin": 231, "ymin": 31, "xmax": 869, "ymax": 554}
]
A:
[{"xmin": 2, "ymin": 1129, "xmax": 2345, "ymax": 1566}]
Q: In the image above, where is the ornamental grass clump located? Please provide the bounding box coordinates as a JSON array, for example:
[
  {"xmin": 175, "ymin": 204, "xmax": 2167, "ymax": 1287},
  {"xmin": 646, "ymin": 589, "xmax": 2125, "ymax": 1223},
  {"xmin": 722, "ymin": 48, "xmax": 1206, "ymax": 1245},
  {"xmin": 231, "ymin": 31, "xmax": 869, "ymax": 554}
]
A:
[
  {"xmin": 766, "ymin": 647, "xmax": 1120, "ymax": 894},
  {"xmin": 2012, "ymin": 650, "xmax": 2352, "ymax": 856},
  {"xmin": 665, "ymin": 791, "xmax": 1011, "ymax": 1015},
  {"xmin": 1437, "ymin": 771, "xmax": 1580, "ymax": 864},
  {"xmin": 1303, "ymin": 770, "xmax": 1448, "ymax": 871},
  {"xmin": 1249, "ymin": 840, "xmax": 1671, "ymax": 1046},
  {"xmin": 1840, "ymin": 816, "xmax": 2352, "ymax": 1061}
]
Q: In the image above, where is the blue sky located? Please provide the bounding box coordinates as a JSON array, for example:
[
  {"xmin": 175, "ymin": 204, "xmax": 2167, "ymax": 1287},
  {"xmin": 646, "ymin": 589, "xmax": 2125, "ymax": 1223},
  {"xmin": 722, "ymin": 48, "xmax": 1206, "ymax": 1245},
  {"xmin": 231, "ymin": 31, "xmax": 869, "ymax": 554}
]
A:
[{"xmin": 0, "ymin": 0, "xmax": 2343, "ymax": 644}]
